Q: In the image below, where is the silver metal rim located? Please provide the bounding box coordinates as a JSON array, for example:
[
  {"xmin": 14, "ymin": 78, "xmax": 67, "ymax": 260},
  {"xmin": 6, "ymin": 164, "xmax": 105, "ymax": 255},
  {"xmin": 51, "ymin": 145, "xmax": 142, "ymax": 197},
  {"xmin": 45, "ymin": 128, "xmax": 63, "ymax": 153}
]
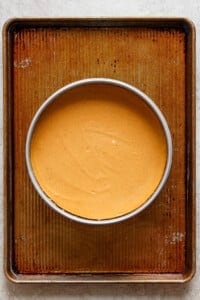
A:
[{"xmin": 25, "ymin": 78, "xmax": 173, "ymax": 225}]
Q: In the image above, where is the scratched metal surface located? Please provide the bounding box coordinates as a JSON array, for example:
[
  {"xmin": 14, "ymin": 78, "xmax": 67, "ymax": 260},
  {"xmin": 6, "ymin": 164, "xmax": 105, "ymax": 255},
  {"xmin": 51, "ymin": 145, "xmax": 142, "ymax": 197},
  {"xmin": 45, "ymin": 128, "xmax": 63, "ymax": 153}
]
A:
[{"xmin": 3, "ymin": 18, "xmax": 195, "ymax": 283}]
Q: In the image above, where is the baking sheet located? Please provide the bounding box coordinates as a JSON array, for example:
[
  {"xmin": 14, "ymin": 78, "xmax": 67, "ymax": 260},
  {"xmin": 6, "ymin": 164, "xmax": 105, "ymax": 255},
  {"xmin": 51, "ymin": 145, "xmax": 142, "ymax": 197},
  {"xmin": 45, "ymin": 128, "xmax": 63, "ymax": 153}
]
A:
[{"xmin": 3, "ymin": 18, "xmax": 195, "ymax": 283}]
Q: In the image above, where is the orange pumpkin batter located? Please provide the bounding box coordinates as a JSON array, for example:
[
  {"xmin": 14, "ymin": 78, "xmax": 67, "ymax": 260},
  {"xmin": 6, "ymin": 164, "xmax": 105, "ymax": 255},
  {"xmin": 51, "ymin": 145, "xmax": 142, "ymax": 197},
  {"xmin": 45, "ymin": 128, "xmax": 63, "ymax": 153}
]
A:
[{"xmin": 30, "ymin": 84, "xmax": 167, "ymax": 220}]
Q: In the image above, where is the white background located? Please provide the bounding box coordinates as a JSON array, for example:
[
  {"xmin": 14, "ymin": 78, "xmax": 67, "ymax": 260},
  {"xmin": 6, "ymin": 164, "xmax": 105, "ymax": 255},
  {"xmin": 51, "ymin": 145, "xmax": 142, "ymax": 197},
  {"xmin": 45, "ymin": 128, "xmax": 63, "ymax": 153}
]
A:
[{"xmin": 0, "ymin": 0, "xmax": 199, "ymax": 299}]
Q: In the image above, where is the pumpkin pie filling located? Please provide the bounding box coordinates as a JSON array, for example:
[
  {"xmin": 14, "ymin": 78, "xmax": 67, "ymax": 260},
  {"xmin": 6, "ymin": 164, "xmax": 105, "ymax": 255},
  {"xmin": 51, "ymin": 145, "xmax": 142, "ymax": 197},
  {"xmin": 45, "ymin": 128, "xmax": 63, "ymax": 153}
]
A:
[{"xmin": 30, "ymin": 84, "xmax": 167, "ymax": 220}]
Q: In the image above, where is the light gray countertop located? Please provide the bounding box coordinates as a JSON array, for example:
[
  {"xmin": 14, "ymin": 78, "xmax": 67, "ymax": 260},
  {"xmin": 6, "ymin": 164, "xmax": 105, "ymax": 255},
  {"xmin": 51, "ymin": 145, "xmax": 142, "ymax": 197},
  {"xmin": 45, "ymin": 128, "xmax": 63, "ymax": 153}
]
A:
[{"xmin": 0, "ymin": 0, "xmax": 199, "ymax": 298}]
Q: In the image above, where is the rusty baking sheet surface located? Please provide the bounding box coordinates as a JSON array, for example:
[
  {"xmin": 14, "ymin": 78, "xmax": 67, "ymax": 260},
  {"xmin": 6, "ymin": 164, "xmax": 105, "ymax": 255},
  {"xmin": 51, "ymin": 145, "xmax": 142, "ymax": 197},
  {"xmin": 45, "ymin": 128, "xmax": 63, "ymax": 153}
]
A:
[{"xmin": 3, "ymin": 18, "xmax": 195, "ymax": 283}]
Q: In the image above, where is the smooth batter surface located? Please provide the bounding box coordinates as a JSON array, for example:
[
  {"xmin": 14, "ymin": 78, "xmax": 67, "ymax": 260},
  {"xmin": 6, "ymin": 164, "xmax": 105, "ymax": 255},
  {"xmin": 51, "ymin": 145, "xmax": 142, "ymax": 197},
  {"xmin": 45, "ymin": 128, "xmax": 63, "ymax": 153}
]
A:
[{"xmin": 30, "ymin": 84, "xmax": 167, "ymax": 220}]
